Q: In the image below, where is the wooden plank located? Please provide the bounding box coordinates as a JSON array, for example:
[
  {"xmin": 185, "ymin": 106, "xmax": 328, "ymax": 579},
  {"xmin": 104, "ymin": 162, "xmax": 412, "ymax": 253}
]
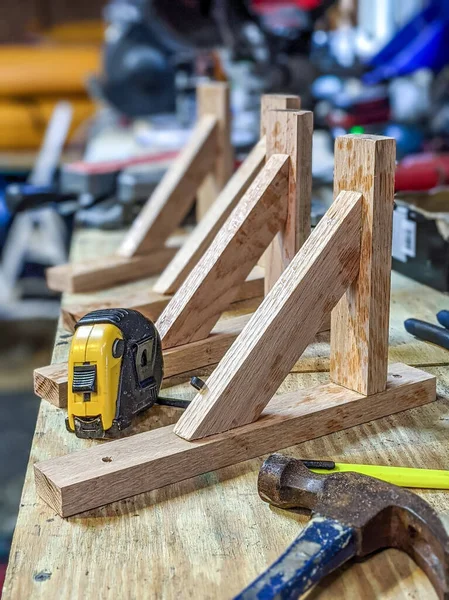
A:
[
  {"xmin": 330, "ymin": 135, "xmax": 396, "ymax": 396},
  {"xmin": 174, "ymin": 190, "xmax": 363, "ymax": 441},
  {"xmin": 196, "ymin": 82, "xmax": 233, "ymax": 220},
  {"xmin": 6, "ymin": 216, "xmax": 449, "ymax": 600},
  {"xmin": 154, "ymin": 139, "xmax": 266, "ymax": 295},
  {"xmin": 260, "ymin": 94, "xmax": 301, "ymax": 137},
  {"xmin": 34, "ymin": 363, "xmax": 436, "ymax": 517},
  {"xmin": 60, "ymin": 266, "xmax": 265, "ymax": 332},
  {"xmin": 264, "ymin": 110, "xmax": 313, "ymax": 293},
  {"xmin": 117, "ymin": 115, "xmax": 218, "ymax": 258},
  {"xmin": 35, "ymin": 314, "xmax": 254, "ymax": 408},
  {"xmin": 156, "ymin": 154, "xmax": 290, "ymax": 349},
  {"xmin": 46, "ymin": 246, "xmax": 178, "ymax": 293},
  {"xmin": 258, "ymin": 94, "xmax": 301, "ymax": 269},
  {"xmin": 34, "ymin": 364, "xmax": 68, "ymax": 409}
]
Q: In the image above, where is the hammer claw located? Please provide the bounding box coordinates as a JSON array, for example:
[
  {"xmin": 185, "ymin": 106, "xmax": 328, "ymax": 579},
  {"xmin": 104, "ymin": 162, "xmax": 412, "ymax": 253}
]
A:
[{"xmin": 237, "ymin": 453, "xmax": 449, "ymax": 599}]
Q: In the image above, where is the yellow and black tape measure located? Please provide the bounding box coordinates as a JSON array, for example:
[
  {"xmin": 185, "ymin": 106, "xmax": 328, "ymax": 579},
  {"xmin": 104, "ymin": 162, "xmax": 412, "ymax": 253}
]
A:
[{"xmin": 67, "ymin": 308, "xmax": 163, "ymax": 439}]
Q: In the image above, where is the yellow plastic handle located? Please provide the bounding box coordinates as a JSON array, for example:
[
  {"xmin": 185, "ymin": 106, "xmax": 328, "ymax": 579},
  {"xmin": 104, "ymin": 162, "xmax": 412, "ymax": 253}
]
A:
[{"xmin": 310, "ymin": 463, "xmax": 449, "ymax": 490}]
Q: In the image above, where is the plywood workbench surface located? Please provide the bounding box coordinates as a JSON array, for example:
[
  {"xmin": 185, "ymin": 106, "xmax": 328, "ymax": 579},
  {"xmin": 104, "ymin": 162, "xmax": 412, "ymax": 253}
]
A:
[{"xmin": 3, "ymin": 228, "xmax": 449, "ymax": 600}]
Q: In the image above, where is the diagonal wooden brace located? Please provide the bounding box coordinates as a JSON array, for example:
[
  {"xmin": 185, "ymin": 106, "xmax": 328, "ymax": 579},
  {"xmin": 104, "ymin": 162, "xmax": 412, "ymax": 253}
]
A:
[
  {"xmin": 174, "ymin": 190, "xmax": 363, "ymax": 440},
  {"xmin": 156, "ymin": 154, "xmax": 290, "ymax": 349}
]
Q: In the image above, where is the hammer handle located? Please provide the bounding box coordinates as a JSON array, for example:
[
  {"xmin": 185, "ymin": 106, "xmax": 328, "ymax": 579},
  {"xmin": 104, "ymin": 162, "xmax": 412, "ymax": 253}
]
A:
[{"xmin": 234, "ymin": 516, "xmax": 356, "ymax": 600}]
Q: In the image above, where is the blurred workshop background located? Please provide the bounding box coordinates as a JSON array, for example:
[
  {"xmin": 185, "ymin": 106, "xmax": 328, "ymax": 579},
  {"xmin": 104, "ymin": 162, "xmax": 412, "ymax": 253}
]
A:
[{"xmin": 1, "ymin": 0, "xmax": 449, "ymax": 592}]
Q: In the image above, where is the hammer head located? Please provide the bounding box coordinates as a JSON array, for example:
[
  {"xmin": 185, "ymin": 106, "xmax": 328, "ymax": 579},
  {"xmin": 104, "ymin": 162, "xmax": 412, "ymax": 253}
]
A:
[{"xmin": 259, "ymin": 454, "xmax": 449, "ymax": 599}]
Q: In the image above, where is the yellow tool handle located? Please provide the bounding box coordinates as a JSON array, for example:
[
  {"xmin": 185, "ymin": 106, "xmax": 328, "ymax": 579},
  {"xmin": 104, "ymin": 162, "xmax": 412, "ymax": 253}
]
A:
[{"xmin": 310, "ymin": 463, "xmax": 449, "ymax": 490}]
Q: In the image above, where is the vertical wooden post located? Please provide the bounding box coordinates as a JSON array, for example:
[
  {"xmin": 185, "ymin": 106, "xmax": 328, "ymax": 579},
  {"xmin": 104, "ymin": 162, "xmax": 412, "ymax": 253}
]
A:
[
  {"xmin": 264, "ymin": 109, "xmax": 313, "ymax": 293},
  {"xmin": 330, "ymin": 134, "xmax": 396, "ymax": 396},
  {"xmin": 196, "ymin": 82, "xmax": 233, "ymax": 220},
  {"xmin": 258, "ymin": 94, "xmax": 301, "ymax": 270},
  {"xmin": 260, "ymin": 94, "xmax": 301, "ymax": 138}
]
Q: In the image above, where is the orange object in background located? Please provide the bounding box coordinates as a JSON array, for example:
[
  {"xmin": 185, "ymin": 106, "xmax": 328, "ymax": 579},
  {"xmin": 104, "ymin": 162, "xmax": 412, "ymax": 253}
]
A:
[
  {"xmin": 0, "ymin": 96, "xmax": 95, "ymax": 150},
  {"xmin": 0, "ymin": 43, "xmax": 101, "ymax": 149},
  {"xmin": 41, "ymin": 20, "xmax": 105, "ymax": 45},
  {"xmin": 0, "ymin": 45, "xmax": 100, "ymax": 97}
]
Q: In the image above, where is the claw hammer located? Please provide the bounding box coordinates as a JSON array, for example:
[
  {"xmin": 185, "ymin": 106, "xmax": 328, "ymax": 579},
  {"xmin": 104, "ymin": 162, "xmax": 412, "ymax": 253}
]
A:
[{"xmin": 236, "ymin": 453, "xmax": 449, "ymax": 599}]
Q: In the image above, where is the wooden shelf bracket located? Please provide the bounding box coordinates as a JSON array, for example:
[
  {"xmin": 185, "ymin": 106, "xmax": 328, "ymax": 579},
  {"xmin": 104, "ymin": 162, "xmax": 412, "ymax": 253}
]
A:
[{"xmin": 34, "ymin": 133, "xmax": 437, "ymax": 518}]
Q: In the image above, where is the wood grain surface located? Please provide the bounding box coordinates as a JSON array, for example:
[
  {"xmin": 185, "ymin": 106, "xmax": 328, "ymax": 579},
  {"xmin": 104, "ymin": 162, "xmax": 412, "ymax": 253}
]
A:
[
  {"xmin": 260, "ymin": 94, "xmax": 301, "ymax": 138},
  {"xmin": 60, "ymin": 266, "xmax": 265, "ymax": 332},
  {"xmin": 154, "ymin": 139, "xmax": 266, "ymax": 295},
  {"xmin": 174, "ymin": 190, "xmax": 363, "ymax": 440},
  {"xmin": 4, "ymin": 227, "xmax": 449, "ymax": 600},
  {"xmin": 156, "ymin": 154, "xmax": 289, "ymax": 349},
  {"xmin": 118, "ymin": 114, "xmax": 218, "ymax": 257},
  {"xmin": 330, "ymin": 135, "xmax": 396, "ymax": 396},
  {"xmin": 264, "ymin": 110, "xmax": 313, "ymax": 293},
  {"xmin": 35, "ymin": 363, "xmax": 435, "ymax": 517},
  {"xmin": 46, "ymin": 246, "xmax": 178, "ymax": 293},
  {"xmin": 196, "ymin": 83, "xmax": 233, "ymax": 220},
  {"xmin": 33, "ymin": 363, "xmax": 68, "ymax": 409}
]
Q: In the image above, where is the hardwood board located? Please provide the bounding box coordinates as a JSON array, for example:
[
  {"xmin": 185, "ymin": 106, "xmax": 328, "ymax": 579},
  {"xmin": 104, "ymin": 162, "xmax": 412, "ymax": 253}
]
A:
[
  {"xmin": 5, "ymin": 226, "xmax": 449, "ymax": 600},
  {"xmin": 46, "ymin": 247, "xmax": 178, "ymax": 293},
  {"xmin": 156, "ymin": 155, "xmax": 290, "ymax": 349},
  {"xmin": 60, "ymin": 266, "xmax": 265, "ymax": 332},
  {"xmin": 264, "ymin": 110, "xmax": 313, "ymax": 293},
  {"xmin": 174, "ymin": 190, "xmax": 362, "ymax": 440},
  {"xmin": 118, "ymin": 115, "xmax": 218, "ymax": 258},
  {"xmin": 196, "ymin": 83, "xmax": 233, "ymax": 219},
  {"xmin": 258, "ymin": 94, "xmax": 301, "ymax": 269},
  {"xmin": 34, "ymin": 363, "xmax": 436, "ymax": 517},
  {"xmin": 330, "ymin": 135, "xmax": 396, "ymax": 395},
  {"xmin": 260, "ymin": 94, "xmax": 301, "ymax": 137},
  {"xmin": 154, "ymin": 139, "xmax": 266, "ymax": 295},
  {"xmin": 34, "ymin": 364, "xmax": 68, "ymax": 409}
]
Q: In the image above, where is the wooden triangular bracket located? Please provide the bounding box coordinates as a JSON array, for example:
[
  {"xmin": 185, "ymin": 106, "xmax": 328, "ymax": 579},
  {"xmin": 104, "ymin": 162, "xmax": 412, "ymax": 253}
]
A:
[
  {"xmin": 155, "ymin": 108, "xmax": 313, "ymax": 349},
  {"xmin": 34, "ymin": 133, "xmax": 437, "ymax": 518},
  {"xmin": 46, "ymin": 82, "xmax": 233, "ymax": 293},
  {"xmin": 59, "ymin": 96, "xmax": 305, "ymax": 329},
  {"xmin": 35, "ymin": 102, "xmax": 312, "ymax": 406}
]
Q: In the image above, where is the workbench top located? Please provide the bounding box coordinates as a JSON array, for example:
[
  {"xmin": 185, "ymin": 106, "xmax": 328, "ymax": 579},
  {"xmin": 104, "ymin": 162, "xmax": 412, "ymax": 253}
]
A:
[{"xmin": 3, "ymin": 229, "xmax": 449, "ymax": 600}]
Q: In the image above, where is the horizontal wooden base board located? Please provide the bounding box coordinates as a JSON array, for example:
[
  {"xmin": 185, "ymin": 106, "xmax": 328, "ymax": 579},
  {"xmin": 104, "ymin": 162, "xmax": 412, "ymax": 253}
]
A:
[
  {"xmin": 34, "ymin": 363, "xmax": 435, "ymax": 517},
  {"xmin": 46, "ymin": 246, "xmax": 179, "ymax": 294},
  {"xmin": 34, "ymin": 363, "xmax": 68, "ymax": 409},
  {"xmin": 61, "ymin": 266, "xmax": 265, "ymax": 332}
]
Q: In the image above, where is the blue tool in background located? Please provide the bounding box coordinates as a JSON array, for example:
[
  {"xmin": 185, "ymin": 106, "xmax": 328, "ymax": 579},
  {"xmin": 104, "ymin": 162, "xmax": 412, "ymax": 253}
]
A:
[
  {"xmin": 364, "ymin": 0, "xmax": 449, "ymax": 84},
  {"xmin": 405, "ymin": 309, "xmax": 449, "ymax": 350}
]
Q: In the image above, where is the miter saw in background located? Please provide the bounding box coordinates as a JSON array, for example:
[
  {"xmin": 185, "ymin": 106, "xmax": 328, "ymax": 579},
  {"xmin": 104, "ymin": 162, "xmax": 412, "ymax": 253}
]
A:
[{"xmin": 95, "ymin": 0, "xmax": 335, "ymax": 117}]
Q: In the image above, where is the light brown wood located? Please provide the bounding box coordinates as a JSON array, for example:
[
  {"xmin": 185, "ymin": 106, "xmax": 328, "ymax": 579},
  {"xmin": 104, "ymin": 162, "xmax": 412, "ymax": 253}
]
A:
[
  {"xmin": 174, "ymin": 190, "xmax": 363, "ymax": 440},
  {"xmin": 118, "ymin": 115, "xmax": 218, "ymax": 258},
  {"xmin": 34, "ymin": 364, "xmax": 68, "ymax": 409},
  {"xmin": 156, "ymin": 154, "xmax": 290, "ymax": 349},
  {"xmin": 258, "ymin": 94, "xmax": 301, "ymax": 269},
  {"xmin": 196, "ymin": 82, "xmax": 233, "ymax": 220},
  {"xmin": 60, "ymin": 266, "xmax": 265, "ymax": 332},
  {"xmin": 330, "ymin": 135, "xmax": 396, "ymax": 396},
  {"xmin": 264, "ymin": 110, "xmax": 313, "ymax": 293},
  {"xmin": 34, "ymin": 363, "xmax": 436, "ymax": 517},
  {"xmin": 35, "ymin": 314, "xmax": 254, "ymax": 408},
  {"xmin": 5, "ymin": 221, "xmax": 448, "ymax": 600},
  {"xmin": 260, "ymin": 94, "xmax": 301, "ymax": 137},
  {"xmin": 154, "ymin": 138, "xmax": 266, "ymax": 295},
  {"xmin": 46, "ymin": 246, "xmax": 178, "ymax": 293}
]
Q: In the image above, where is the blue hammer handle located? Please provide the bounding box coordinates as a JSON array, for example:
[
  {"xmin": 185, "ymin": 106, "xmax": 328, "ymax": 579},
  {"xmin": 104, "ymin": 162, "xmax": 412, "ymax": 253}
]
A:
[
  {"xmin": 234, "ymin": 517, "xmax": 356, "ymax": 600},
  {"xmin": 437, "ymin": 310, "xmax": 449, "ymax": 330}
]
